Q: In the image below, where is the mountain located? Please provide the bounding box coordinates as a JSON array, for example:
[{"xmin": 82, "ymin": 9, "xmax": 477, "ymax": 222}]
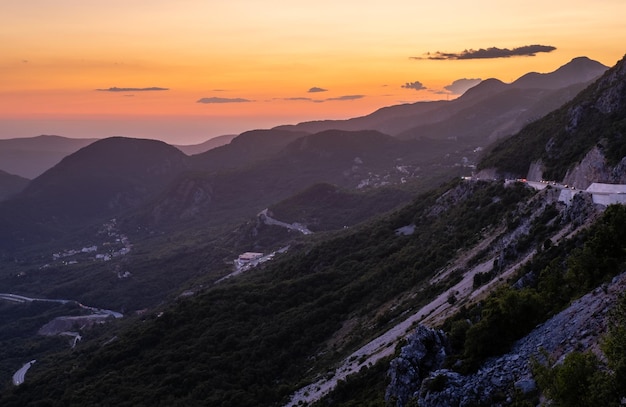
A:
[
  {"xmin": 267, "ymin": 182, "xmax": 412, "ymax": 231},
  {"xmin": 139, "ymin": 129, "xmax": 457, "ymax": 228},
  {"xmin": 191, "ymin": 129, "xmax": 309, "ymax": 172},
  {"xmin": 397, "ymin": 80, "xmax": 593, "ymax": 143},
  {"xmin": 173, "ymin": 134, "xmax": 237, "ymax": 155},
  {"xmin": 0, "ymin": 170, "xmax": 28, "ymax": 201},
  {"xmin": 0, "ymin": 137, "xmax": 190, "ymax": 247},
  {"xmin": 274, "ymin": 100, "xmax": 450, "ymax": 135},
  {"xmin": 511, "ymin": 56, "xmax": 608, "ymax": 89},
  {"xmin": 0, "ymin": 135, "xmax": 98, "ymax": 179},
  {"xmin": 479, "ymin": 54, "xmax": 626, "ymax": 184},
  {"xmin": 275, "ymin": 57, "xmax": 608, "ymax": 138}
]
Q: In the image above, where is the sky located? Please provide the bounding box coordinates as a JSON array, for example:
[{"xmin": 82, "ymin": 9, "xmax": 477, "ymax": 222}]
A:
[{"xmin": 1, "ymin": 0, "xmax": 625, "ymax": 145}]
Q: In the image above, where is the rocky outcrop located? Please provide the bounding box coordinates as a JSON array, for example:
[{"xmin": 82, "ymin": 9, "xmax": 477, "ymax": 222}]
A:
[
  {"xmin": 561, "ymin": 146, "xmax": 626, "ymax": 189},
  {"xmin": 386, "ymin": 272, "xmax": 626, "ymax": 407},
  {"xmin": 562, "ymin": 147, "xmax": 611, "ymax": 189},
  {"xmin": 526, "ymin": 160, "xmax": 544, "ymax": 181},
  {"xmin": 385, "ymin": 326, "xmax": 448, "ymax": 406}
]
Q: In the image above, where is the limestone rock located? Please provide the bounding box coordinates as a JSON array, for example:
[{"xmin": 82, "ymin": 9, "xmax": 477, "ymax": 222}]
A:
[{"xmin": 385, "ymin": 325, "xmax": 449, "ymax": 407}]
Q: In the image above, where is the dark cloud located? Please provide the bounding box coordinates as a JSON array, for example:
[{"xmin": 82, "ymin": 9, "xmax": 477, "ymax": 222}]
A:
[
  {"xmin": 196, "ymin": 97, "xmax": 252, "ymax": 104},
  {"xmin": 308, "ymin": 87, "xmax": 328, "ymax": 93},
  {"xmin": 325, "ymin": 95, "xmax": 365, "ymax": 101},
  {"xmin": 411, "ymin": 45, "xmax": 557, "ymax": 60},
  {"xmin": 96, "ymin": 87, "xmax": 169, "ymax": 92},
  {"xmin": 401, "ymin": 81, "xmax": 427, "ymax": 91},
  {"xmin": 444, "ymin": 78, "xmax": 482, "ymax": 94},
  {"xmin": 279, "ymin": 94, "xmax": 364, "ymax": 103}
]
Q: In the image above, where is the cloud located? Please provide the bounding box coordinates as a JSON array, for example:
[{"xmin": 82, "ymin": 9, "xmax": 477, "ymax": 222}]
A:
[
  {"xmin": 325, "ymin": 95, "xmax": 365, "ymax": 101},
  {"xmin": 96, "ymin": 86, "xmax": 169, "ymax": 92},
  {"xmin": 282, "ymin": 97, "xmax": 314, "ymax": 101},
  {"xmin": 279, "ymin": 95, "xmax": 365, "ymax": 103},
  {"xmin": 401, "ymin": 81, "xmax": 427, "ymax": 91},
  {"xmin": 411, "ymin": 45, "xmax": 557, "ymax": 60},
  {"xmin": 444, "ymin": 78, "xmax": 482, "ymax": 94},
  {"xmin": 196, "ymin": 97, "xmax": 252, "ymax": 104},
  {"xmin": 308, "ymin": 87, "xmax": 328, "ymax": 93}
]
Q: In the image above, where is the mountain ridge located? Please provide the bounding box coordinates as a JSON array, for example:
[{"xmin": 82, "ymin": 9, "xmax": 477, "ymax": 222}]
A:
[
  {"xmin": 274, "ymin": 56, "xmax": 608, "ymax": 137},
  {"xmin": 0, "ymin": 135, "xmax": 98, "ymax": 179},
  {"xmin": 479, "ymin": 53, "xmax": 626, "ymax": 183}
]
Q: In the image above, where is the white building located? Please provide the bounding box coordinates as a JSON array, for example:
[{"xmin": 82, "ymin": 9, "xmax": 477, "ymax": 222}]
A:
[
  {"xmin": 586, "ymin": 183, "xmax": 626, "ymax": 206},
  {"xmin": 237, "ymin": 252, "xmax": 263, "ymax": 263}
]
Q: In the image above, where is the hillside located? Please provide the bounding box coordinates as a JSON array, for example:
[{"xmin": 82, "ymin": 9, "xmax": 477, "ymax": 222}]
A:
[
  {"xmin": 0, "ymin": 170, "xmax": 29, "ymax": 201},
  {"xmin": 0, "ymin": 137, "xmax": 190, "ymax": 248},
  {"xmin": 397, "ymin": 81, "xmax": 592, "ymax": 143},
  {"xmin": 191, "ymin": 129, "xmax": 309, "ymax": 172},
  {"xmin": 0, "ymin": 179, "xmax": 542, "ymax": 406},
  {"xmin": 0, "ymin": 135, "xmax": 98, "ymax": 179},
  {"xmin": 267, "ymin": 183, "xmax": 413, "ymax": 231},
  {"xmin": 4, "ymin": 172, "xmax": 626, "ymax": 406}
]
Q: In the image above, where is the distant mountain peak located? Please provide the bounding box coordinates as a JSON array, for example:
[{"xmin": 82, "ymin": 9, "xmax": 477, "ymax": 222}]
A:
[
  {"xmin": 458, "ymin": 78, "xmax": 507, "ymax": 101},
  {"xmin": 15, "ymin": 136, "xmax": 191, "ymax": 222},
  {"xmin": 512, "ymin": 56, "xmax": 608, "ymax": 89}
]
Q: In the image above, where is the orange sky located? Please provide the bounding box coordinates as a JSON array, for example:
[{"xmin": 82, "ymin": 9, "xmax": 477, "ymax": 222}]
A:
[{"xmin": 1, "ymin": 0, "xmax": 625, "ymax": 144}]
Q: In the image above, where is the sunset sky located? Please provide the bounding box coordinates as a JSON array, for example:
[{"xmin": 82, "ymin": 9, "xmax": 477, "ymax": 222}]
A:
[{"xmin": 2, "ymin": 0, "xmax": 625, "ymax": 144}]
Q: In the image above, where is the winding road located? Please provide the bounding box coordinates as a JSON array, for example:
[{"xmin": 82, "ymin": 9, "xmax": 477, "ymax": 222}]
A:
[
  {"xmin": 1, "ymin": 293, "xmax": 123, "ymax": 386},
  {"xmin": 12, "ymin": 360, "xmax": 36, "ymax": 386},
  {"xmin": 0, "ymin": 293, "xmax": 122, "ymax": 318},
  {"xmin": 259, "ymin": 209, "xmax": 313, "ymax": 235}
]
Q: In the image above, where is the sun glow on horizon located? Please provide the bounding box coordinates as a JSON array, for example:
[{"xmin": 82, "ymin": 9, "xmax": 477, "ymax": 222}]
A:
[{"xmin": 2, "ymin": 0, "xmax": 625, "ymax": 143}]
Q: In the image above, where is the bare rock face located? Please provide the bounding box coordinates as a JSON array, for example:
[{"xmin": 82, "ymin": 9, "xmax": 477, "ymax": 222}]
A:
[
  {"xmin": 610, "ymin": 156, "xmax": 626, "ymax": 184},
  {"xmin": 562, "ymin": 147, "xmax": 611, "ymax": 189},
  {"xmin": 526, "ymin": 160, "xmax": 544, "ymax": 181},
  {"xmin": 562, "ymin": 145, "xmax": 626, "ymax": 189},
  {"xmin": 386, "ymin": 272, "xmax": 626, "ymax": 407},
  {"xmin": 385, "ymin": 326, "xmax": 448, "ymax": 407}
]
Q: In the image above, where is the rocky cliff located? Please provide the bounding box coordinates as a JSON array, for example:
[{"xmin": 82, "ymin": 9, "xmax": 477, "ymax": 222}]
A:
[
  {"xmin": 563, "ymin": 146, "xmax": 626, "ymax": 189},
  {"xmin": 387, "ymin": 272, "xmax": 626, "ymax": 407}
]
